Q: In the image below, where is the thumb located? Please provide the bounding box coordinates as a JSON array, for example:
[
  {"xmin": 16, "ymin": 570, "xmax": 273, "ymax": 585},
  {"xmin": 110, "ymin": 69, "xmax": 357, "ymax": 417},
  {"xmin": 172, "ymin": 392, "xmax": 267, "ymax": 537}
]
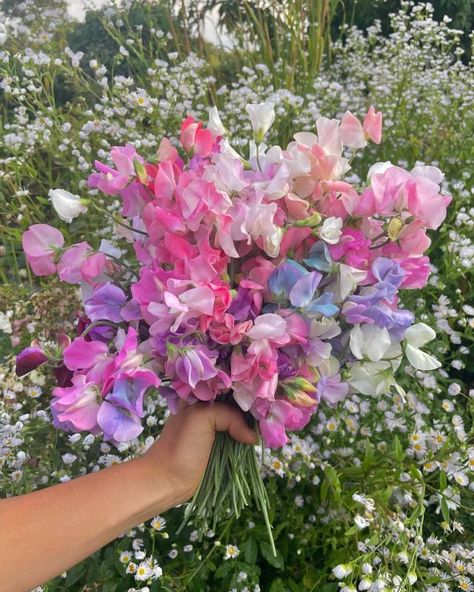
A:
[{"xmin": 209, "ymin": 403, "xmax": 258, "ymax": 445}]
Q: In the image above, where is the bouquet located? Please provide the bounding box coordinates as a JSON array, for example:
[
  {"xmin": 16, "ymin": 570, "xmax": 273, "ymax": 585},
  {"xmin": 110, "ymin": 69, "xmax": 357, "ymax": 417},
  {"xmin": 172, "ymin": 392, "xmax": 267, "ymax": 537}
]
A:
[{"xmin": 16, "ymin": 103, "xmax": 451, "ymax": 550}]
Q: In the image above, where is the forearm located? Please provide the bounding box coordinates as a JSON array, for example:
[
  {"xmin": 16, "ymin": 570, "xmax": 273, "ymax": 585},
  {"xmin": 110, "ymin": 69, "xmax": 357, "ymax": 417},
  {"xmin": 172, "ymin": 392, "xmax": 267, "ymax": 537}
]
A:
[{"xmin": 0, "ymin": 457, "xmax": 174, "ymax": 592}]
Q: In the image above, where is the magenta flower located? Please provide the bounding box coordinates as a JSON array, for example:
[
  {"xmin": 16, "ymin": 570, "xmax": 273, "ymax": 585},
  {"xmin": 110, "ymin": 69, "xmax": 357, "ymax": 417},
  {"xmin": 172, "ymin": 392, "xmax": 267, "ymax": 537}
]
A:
[
  {"xmin": 22, "ymin": 224, "xmax": 64, "ymax": 276},
  {"xmin": 63, "ymin": 337, "xmax": 109, "ymax": 371}
]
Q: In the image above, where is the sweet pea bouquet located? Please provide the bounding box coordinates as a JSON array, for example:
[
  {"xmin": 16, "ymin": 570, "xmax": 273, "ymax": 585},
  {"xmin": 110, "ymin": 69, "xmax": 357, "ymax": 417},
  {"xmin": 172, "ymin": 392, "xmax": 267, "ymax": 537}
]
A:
[{"xmin": 17, "ymin": 103, "xmax": 450, "ymax": 547}]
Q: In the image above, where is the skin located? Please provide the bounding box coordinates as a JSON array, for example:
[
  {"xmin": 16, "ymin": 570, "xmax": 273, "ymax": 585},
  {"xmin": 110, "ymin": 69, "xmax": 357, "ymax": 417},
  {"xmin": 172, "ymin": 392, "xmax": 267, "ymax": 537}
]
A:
[{"xmin": 0, "ymin": 402, "xmax": 257, "ymax": 592}]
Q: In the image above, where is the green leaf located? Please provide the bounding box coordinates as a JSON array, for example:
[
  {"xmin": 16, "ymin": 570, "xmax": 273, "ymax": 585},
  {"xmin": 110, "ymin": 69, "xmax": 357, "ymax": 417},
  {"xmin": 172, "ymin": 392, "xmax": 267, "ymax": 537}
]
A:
[
  {"xmin": 65, "ymin": 564, "xmax": 85, "ymax": 586},
  {"xmin": 393, "ymin": 435, "xmax": 405, "ymax": 462},
  {"xmin": 320, "ymin": 585, "xmax": 339, "ymax": 592},
  {"xmin": 344, "ymin": 525, "xmax": 358, "ymax": 538},
  {"xmin": 320, "ymin": 477, "xmax": 329, "ymax": 502},
  {"xmin": 288, "ymin": 578, "xmax": 302, "ymax": 592},
  {"xmin": 440, "ymin": 497, "xmax": 450, "ymax": 523},
  {"xmin": 440, "ymin": 470, "xmax": 448, "ymax": 492},
  {"xmin": 242, "ymin": 538, "xmax": 258, "ymax": 565},
  {"xmin": 101, "ymin": 582, "xmax": 118, "ymax": 592},
  {"xmin": 270, "ymin": 578, "xmax": 288, "ymax": 592},
  {"xmin": 363, "ymin": 440, "xmax": 375, "ymax": 471},
  {"xmin": 260, "ymin": 541, "xmax": 284, "ymax": 569},
  {"xmin": 324, "ymin": 466, "xmax": 341, "ymax": 502},
  {"xmin": 215, "ymin": 562, "xmax": 232, "ymax": 579}
]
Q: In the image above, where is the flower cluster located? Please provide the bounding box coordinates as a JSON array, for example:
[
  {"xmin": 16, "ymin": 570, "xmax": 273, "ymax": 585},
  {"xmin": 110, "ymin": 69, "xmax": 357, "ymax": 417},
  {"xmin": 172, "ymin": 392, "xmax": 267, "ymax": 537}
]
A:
[{"xmin": 16, "ymin": 104, "xmax": 451, "ymax": 450}]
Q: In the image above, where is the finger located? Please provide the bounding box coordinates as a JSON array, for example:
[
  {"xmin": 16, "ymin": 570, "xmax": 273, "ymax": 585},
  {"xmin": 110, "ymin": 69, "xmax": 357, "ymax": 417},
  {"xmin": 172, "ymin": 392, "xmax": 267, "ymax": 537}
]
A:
[{"xmin": 209, "ymin": 403, "xmax": 258, "ymax": 445}]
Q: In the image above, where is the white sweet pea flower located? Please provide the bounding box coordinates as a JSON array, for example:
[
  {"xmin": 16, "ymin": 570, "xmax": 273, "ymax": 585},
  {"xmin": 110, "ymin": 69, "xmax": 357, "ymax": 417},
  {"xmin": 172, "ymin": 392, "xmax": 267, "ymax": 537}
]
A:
[
  {"xmin": 49, "ymin": 188, "xmax": 88, "ymax": 222},
  {"xmin": 367, "ymin": 161, "xmax": 393, "ymax": 179},
  {"xmin": 319, "ymin": 216, "xmax": 343, "ymax": 244},
  {"xmin": 263, "ymin": 225, "xmax": 284, "ymax": 258},
  {"xmin": 246, "ymin": 102, "xmax": 275, "ymax": 140},
  {"xmin": 348, "ymin": 359, "xmax": 400, "ymax": 396},
  {"xmin": 219, "ymin": 138, "xmax": 243, "ymax": 161},
  {"xmin": 350, "ymin": 324, "xmax": 401, "ymax": 362},
  {"xmin": 404, "ymin": 323, "xmax": 441, "ymax": 370},
  {"xmin": 208, "ymin": 106, "xmax": 227, "ymax": 136},
  {"xmin": 335, "ymin": 264, "xmax": 367, "ymax": 302}
]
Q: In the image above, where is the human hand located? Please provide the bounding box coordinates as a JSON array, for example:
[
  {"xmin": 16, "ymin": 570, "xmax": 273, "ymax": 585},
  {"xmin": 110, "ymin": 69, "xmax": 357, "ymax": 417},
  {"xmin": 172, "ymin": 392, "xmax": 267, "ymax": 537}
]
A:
[{"xmin": 140, "ymin": 402, "xmax": 258, "ymax": 509}]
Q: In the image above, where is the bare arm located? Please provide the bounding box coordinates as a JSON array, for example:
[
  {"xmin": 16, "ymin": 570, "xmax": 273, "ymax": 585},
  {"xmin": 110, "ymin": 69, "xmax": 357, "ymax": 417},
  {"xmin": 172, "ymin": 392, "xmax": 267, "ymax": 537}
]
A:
[{"xmin": 0, "ymin": 403, "xmax": 257, "ymax": 592}]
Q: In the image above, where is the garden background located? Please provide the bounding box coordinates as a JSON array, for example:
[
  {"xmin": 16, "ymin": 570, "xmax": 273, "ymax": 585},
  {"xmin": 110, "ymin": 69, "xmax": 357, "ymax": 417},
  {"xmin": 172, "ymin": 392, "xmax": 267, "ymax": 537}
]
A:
[{"xmin": 1, "ymin": 1, "xmax": 473, "ymax": 590}]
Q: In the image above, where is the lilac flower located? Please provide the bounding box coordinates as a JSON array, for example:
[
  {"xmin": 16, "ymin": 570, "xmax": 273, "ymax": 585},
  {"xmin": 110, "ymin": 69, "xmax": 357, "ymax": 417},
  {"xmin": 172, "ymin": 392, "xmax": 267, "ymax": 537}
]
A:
[
  {"xmin": 84, "ymin": 282, "xmax": 127, "ymax": 323},
  {"xmin": 174, "ymin": 346, "xmax": 219, "ymax": 389},
  {"xmin": 97, "ymin": 401, "xmax": 144, "ymax": 442},
  {"xmin": 317, "ymin": 374, "xmax": 349, "ymax": 405},
  {"xmin": 289, "ymin": 272, "xmax": 339, "ymax": 317}
]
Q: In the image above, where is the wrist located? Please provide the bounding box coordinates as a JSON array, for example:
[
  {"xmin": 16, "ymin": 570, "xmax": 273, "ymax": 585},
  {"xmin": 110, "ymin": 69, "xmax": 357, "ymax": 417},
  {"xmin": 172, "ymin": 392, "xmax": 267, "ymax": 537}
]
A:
[{"xmin": 132, "ymin": 454, "xmax": 187, "ymax": 515}]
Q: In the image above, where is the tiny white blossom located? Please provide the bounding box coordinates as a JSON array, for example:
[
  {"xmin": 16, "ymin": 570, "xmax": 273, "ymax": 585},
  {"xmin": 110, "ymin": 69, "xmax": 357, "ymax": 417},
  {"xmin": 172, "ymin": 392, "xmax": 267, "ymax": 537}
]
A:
[{"xmin": 224, "ymin": 544, "xmax": 240, "ymax": 560}]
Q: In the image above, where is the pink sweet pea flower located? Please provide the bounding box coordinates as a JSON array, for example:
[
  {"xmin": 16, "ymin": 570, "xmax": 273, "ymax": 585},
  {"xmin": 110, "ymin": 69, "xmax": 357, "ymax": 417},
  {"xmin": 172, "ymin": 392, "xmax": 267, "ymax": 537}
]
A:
[
  {"xmin": 363, "ymin": 106, "xmax": 383, "ymax": 144},
  {"xmin": 180, "ymin": 116, "xmax": 214, "ymax": 157},
  {"xmin": 163, "ymin": 285, "xmax": 215, "ymax": 333},
  {"xmin": 340, "ymin": 111, "xmax": 367, "ymax": 148},
  {"xmin": 398, "ymin": 256, "xmax": 431, "ymax": 289},
  {"xmin": 209, "ymin": 314, "xmax": 253, "ymax": 345},
  {"xmin": 88, "ymin": 144, "xmax": 141, "ymax": 195},
  {"xmin": 405, "ymin": 174, "xmax": 452, "ymax": 230},
  {"xmin": 57, "ymin": 242, "xmax": 107, "ymax": 284},
  {"xmin": 22, "ymin": 224, "xmax": 64, "ymax": 276},
  {"xmin": 52, "ymin": 374, "xmax": 101, "ymax": 432},
  {"xmin": 257, "ymin": 399, "xmax": 306, "ymax": 448}
]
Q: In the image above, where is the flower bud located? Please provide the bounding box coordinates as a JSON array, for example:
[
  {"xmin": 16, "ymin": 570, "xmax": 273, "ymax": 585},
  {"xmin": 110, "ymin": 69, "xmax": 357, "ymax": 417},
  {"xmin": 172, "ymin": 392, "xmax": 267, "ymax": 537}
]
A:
[
  {"xmin": 49, "ymin": 188, "xmax": 88, "ymax": 223},
  {"xmin": 387, "ymin": 217, "xmax": 404, "ymax": 241}
]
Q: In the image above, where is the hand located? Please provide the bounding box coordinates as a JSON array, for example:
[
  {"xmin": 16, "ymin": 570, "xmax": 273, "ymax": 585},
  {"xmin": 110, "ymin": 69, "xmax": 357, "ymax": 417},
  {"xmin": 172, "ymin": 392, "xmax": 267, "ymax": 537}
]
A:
[{"xmin": 141, "ymin": 402, "xmax": 258, "ymax": 507}]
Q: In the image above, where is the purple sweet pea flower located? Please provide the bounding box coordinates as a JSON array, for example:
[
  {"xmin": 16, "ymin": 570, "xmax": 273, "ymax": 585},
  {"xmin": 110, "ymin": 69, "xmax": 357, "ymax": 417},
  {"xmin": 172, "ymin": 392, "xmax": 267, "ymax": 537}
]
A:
[
  {"xmin": 105, "ymin": 369, "xmax": 158, "ymax": 417},
  {"xmin": 159, "ymin": 385, "xmax": 181, "ymax": 414},
  {"xmin": 97, "ymin": 401, "xmax": 144, "ymax": 442},
  {"xmin": 289, "ymin": 271, "xmax": 322, "ymax": 307},
  {"xmin": 84, "ymin": 282, "xmax": 127, "ymax": 323},
  {"xmin": 344, "ymin": 257, "xmax": 414, "ymax": 330},
  {"xmin": 276, "ymin": 351, "xmax": 298, "ymax": 379}
]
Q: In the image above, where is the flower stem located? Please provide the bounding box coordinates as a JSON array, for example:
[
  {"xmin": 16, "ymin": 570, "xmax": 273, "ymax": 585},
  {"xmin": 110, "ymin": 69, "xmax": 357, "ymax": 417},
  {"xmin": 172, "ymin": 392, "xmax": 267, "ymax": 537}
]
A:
[{"xmin": 177, "ymin": 432, "xmax": 276, "ymax": 555}]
